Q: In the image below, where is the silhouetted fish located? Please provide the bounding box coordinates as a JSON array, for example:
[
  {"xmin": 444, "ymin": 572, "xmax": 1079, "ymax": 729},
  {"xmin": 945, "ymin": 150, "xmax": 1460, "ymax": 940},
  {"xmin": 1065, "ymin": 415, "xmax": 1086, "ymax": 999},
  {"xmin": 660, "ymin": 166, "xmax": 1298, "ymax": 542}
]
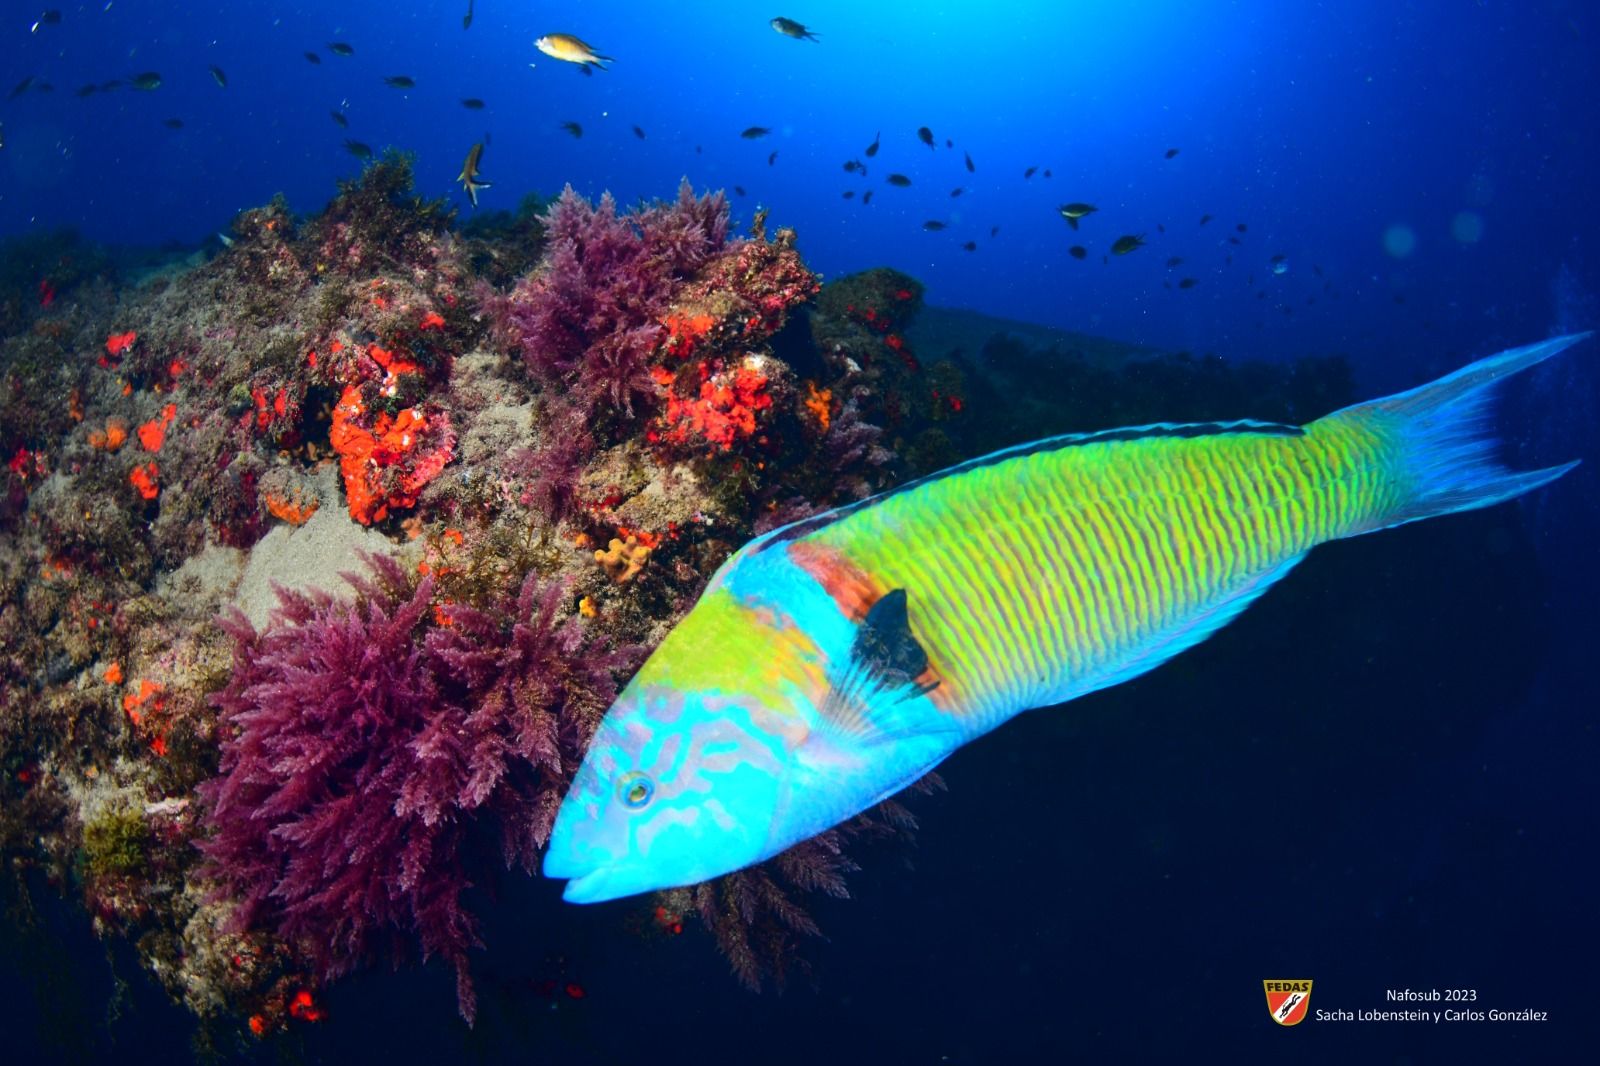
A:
[{"xmin": 770, "ymin": 17, "xmax": 820, "ymax": 41}]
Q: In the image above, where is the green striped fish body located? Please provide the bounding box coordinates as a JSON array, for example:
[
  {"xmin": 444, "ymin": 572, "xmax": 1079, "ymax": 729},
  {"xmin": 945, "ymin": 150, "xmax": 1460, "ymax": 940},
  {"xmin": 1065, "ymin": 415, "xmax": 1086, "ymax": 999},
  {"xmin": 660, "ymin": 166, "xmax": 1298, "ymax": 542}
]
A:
[
  {"xmin": 792, "ymin": 415, "xmax": 1394, "ymax": 738},
  {"xmin": 544, "ymin": 335, "xmax": 1586, "ymax": 903}
]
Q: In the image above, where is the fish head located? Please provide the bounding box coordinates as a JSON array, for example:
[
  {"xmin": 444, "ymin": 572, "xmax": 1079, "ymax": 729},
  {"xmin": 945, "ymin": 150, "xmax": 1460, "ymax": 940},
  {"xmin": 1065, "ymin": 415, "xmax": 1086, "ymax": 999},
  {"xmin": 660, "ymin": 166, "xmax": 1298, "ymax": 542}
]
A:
[
  {"xmin": 543, "ymin": 675, "xmax": 794, "ymax": 902},
  {"xmin": 545, "ymin": 561, "xmax": 818, "ymax": 903},
  {"xmin": 545, "ymin": 537, "xmax": 957, "ymax": 904}
]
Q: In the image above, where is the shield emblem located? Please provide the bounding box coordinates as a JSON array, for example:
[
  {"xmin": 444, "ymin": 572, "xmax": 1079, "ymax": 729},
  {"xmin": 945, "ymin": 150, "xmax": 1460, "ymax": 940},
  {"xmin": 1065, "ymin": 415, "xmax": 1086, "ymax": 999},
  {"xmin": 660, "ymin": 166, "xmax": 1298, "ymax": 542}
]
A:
[{"xmin": 1263, "ymin": 980, "xmax": 1313, "ymax": 1026}]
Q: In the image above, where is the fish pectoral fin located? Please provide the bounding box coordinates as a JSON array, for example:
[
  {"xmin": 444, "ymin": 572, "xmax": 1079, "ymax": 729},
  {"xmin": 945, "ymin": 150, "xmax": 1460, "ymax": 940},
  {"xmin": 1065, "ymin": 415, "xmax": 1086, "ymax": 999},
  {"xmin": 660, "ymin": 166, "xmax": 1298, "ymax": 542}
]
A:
[{"xmin": 812, "ymin": 588, "xmax": 954, "ymax": 748}]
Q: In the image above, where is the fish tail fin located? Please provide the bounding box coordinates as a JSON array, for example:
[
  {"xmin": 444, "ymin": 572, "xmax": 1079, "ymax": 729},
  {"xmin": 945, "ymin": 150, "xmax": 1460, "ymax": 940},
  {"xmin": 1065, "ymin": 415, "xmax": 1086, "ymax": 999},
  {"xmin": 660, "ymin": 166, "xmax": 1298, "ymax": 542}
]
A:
[{"xmin": 1326, "ymin": 333, "xmax": 1588, "ymax": 533}]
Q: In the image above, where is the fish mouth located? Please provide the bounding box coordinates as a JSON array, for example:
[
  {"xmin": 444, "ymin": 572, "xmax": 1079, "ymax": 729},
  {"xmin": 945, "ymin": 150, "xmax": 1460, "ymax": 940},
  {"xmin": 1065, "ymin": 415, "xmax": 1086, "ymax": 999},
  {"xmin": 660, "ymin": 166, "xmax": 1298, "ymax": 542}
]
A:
[
  {"xmin": 544, "ymin": 844, "xmax": 636, "ymax": 904},
  {"xmin": 558, "ymin": 865, "xmax": 636, "ymax": 905}
]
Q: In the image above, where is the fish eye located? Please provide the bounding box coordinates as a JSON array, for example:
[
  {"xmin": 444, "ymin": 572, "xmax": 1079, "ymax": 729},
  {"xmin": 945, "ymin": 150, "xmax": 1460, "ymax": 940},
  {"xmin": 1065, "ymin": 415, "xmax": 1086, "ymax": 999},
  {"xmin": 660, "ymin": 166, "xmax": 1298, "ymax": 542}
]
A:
[{"xmin": 617, "ymin": 771, "xmax": 654, "ymax": 810}]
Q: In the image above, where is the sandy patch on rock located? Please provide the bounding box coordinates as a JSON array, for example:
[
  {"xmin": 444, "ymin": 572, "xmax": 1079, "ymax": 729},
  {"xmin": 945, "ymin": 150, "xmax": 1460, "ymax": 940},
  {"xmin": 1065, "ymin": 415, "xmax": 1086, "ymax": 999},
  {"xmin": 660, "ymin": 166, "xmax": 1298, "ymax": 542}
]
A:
[{"xmin": 233, "ymin": 466, "xmax": 409, "ymax": 628}]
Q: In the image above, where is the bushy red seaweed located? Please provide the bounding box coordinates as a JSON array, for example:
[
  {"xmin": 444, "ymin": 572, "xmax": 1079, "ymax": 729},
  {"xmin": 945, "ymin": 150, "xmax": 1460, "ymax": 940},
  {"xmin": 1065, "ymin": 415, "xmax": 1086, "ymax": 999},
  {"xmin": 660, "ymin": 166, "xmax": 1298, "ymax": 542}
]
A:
[
  {"xmin": 495, "ymin": 180, "xmax": 729, "ymax": 421},
  {"xmin": 198, "ymin": 553, "xmax": 636, "ymax": 1023}
]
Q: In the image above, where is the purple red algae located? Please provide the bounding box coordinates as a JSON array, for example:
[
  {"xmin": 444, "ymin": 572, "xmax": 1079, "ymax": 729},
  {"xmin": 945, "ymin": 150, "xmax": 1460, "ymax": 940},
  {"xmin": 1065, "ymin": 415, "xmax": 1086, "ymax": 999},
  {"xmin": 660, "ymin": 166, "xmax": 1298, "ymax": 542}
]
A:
[{"xmin": 0, "ymin": 155, "xmax": 1356, "ymax": 1035}]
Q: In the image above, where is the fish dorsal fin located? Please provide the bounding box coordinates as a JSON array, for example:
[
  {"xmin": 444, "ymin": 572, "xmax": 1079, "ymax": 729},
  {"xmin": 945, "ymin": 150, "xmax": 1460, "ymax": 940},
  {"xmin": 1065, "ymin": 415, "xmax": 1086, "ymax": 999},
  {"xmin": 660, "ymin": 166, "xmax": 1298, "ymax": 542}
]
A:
[
  {"xmin": 813, "ymin": 589, "xmax": 951, "ymax": 748},
  {"xmin": 750, "ymin": 419, "xmax": 1304, "ymax": 557}
]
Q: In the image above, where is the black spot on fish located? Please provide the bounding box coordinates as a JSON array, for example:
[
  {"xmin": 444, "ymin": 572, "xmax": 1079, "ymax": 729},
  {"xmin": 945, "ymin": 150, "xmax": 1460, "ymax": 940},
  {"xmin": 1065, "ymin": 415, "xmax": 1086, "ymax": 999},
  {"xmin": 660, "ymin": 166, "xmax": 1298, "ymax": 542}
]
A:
[{"xmin": 856, "ymin": 590, "xmax": 931, "ymax": 683}]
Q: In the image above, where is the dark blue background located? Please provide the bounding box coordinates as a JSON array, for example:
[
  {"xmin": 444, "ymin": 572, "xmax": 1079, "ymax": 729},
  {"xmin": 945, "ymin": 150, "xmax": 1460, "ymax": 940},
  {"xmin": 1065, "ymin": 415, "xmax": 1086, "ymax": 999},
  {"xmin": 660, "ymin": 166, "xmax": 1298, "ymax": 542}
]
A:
[
  {"xmin": 3, "ymin": 1, "xmax": 1597, "ymax": 379},
  {"xmin": 1, "ymin": 2, "xmax": 1596, "ymax": 1062}
]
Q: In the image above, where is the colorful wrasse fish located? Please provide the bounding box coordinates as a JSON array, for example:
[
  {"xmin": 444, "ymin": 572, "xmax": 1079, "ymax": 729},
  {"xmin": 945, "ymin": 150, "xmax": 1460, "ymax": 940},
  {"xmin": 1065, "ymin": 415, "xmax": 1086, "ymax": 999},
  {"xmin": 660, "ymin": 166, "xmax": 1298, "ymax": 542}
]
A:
[{"xmin": 545, "ymin": 334, "xmax": 1589, "ymax": 903}]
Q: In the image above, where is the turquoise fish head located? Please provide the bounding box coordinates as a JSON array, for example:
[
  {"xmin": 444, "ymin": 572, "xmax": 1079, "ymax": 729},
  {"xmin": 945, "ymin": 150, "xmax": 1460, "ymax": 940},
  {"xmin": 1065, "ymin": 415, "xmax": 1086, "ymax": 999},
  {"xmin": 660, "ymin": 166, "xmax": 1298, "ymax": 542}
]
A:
[
  {"xmin": 542, "ymin": 678, "xmax": 793, "ymax": 903},
  {"xmin": 544, "ymin": 539, "xmax": 958, "ymax": 904}
]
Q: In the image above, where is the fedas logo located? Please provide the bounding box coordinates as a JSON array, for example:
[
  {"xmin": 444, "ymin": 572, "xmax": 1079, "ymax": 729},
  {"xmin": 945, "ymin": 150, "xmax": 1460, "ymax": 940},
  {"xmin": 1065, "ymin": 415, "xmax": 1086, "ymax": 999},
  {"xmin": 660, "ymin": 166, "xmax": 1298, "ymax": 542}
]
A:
[{"xmin": 1264, "ymin": 980, "xmax": 1313, "ymax": 1026}]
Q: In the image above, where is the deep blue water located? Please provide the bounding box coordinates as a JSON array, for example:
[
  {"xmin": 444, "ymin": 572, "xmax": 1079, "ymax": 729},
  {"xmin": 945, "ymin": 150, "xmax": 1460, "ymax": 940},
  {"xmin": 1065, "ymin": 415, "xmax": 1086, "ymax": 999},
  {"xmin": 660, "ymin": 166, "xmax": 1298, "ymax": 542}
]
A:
[
  {"xmin": 2, "ymin": 2, "xmax": 1597, "ymax": 1063},
  {"xmin": 3, "ymin": 1, "xmax": 1597, "ymax": 378}
]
